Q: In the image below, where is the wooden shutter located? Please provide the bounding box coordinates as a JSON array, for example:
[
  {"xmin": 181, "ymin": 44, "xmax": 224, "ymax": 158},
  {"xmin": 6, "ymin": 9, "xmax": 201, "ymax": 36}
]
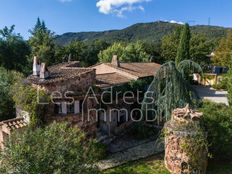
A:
[
  {"xmin": 74, "ymin": 101, "xmax": 80, "ymax": 114},
  {"xmin": 62, "ymin": 102, "xmax": 67, "ymax": 114}
]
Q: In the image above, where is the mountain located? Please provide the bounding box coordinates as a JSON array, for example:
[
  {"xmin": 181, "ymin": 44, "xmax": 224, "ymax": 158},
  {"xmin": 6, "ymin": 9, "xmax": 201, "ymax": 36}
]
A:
[{"xmin": 55, "ymin": 21, "xmax": 229, "ymax": 46}]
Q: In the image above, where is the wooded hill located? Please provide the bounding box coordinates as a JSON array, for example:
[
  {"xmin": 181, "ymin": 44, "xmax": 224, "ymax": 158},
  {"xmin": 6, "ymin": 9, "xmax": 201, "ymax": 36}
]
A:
[{"xmin": 55, "ymin": 21, "xmax": 230, "ymax": 45}]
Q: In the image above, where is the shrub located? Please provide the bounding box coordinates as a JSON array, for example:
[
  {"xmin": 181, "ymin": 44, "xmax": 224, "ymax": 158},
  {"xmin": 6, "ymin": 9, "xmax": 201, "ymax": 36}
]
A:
[
  {"xmin": 0, "ymin": 123, "xmax": 100, "ymax": 174},
  {"xmin": 90, "ymin": 141, "xmax": 107, "ymax": 161},
  {"xmin": 12, "ymin": 82, "xmax": 49, "ymax": 127},
  {"xmin": 212, "ymin": 74, "xmax": 228, "ymax": 90},
  {"xmin": 200, "ymin": 101, "xmax": 232, "ymax": 161}
]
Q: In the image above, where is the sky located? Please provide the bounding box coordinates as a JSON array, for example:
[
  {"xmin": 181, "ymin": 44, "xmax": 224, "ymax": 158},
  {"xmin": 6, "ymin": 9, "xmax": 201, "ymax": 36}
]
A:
[{"xmin": 0, "ymin": 0, "xmax": 231, "ymax": 39}]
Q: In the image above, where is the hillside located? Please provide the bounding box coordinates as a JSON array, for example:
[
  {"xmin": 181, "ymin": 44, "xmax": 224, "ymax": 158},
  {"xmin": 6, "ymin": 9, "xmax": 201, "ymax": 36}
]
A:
[{"xmin": 55, "ymin": 21, "xmax": 229, "ymax": 46}]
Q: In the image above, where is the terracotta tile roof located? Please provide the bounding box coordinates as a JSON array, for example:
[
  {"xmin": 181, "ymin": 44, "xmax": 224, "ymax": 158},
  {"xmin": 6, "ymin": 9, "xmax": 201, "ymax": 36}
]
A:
[
  {"xmin": 27, "ymin": 61, "xmax": 95, "ymax": 85},
  {"xmin": 1, "ymin": 118, "xmax": 28, "ymax": 131},
  {"xmin": 105, "ymin": 62, "xmax": 161, "ymax": 78},
  {"xmin": 96, "ymin": 73, "xmax": 132, "ymax": 88}
]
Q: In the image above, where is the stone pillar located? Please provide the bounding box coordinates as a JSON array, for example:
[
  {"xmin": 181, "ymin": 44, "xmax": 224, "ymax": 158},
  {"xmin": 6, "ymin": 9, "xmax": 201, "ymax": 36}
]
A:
[{"xmin": 164, "ymin": 105, "xmax": 208, "ymax": 174}]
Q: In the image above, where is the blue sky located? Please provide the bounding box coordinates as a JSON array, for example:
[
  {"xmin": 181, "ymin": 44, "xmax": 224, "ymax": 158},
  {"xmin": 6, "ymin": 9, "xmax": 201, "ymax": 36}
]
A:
[{"xmin": 0, "ymin": 0, "xmax": 231, "ymax": 39}]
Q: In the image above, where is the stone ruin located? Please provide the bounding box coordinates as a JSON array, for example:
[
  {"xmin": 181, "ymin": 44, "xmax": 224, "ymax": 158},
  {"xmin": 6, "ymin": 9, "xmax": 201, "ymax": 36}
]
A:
[{"xmin": 164, "ymin": 105, "xmax": 208, "ymax": 174}]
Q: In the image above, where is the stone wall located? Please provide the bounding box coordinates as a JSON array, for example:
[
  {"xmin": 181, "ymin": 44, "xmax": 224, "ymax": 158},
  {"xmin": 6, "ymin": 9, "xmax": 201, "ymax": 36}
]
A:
[
  {"xmin": 164, "ymin": 105, "xmax": 208, "ymax": 174},
  {"xmin": 32, "ymin": 70, "xmax": 98, "ymax": 135},
  {"xmin": 45, "ymin": 97, "xmax": 98, "ymax": 136}
]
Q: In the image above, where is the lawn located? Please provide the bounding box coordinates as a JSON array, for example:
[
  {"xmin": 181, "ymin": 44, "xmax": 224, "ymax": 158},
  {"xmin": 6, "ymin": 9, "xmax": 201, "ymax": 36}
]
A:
[{"xmin": 103, "ymin": 155, "xmax": 232, "ymax": 174}]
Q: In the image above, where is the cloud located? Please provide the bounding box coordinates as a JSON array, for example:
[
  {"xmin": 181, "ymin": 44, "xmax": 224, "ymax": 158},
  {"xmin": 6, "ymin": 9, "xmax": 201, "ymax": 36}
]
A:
[
  {"xmin": 58, "ymin": 0, "xmax": 72, "ymax": 3},
  {"xmin": 96, "ymin": 0, "xmax": 150, "ymax": 17},
  {"xmin": 169, "ymin": 20, "xmax": 184, "ymax": 25}
]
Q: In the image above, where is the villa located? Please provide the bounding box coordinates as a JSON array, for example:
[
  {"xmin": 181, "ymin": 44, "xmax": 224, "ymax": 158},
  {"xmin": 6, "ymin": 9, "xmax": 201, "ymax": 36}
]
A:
[{"xmin": 0, "ymin": 55, "xmax": 160, "ymax": 148}]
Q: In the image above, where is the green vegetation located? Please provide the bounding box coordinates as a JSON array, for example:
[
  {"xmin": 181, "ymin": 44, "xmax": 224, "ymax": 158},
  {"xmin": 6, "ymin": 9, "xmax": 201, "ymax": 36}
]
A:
[
  {"xmin": 179, "ymin": 126, "xmax": 208, "ymax": 169},
  {"xmin": 0, "ymin": 20, "xmax": 226, "ymax": 74},
  {"xmin": 212, "ymin": 74, "xmax": 228, "ymax": 90},
  {"xmin": 104, "ymin": 155, "xmax": 232, "ymax": 174},
  {"xmin": 102, "ymin": 78, "xmax": 153, "ymax": 104},
  {"xmin": 200, "ymin": 101, "xmax": 232, "ymax": 161},
  {"xmin": 55, "ymin": 21, "xmax": 227, "ymax": 46},
  {"xmin": 104, "ymin": 155, "xmax": 170, "ymax": 174},
  {"xmin": 161, "ymin": 26, "xmax": 182, "ymax": 62},
  {"xmin": 161, "ymin": 26, "xmax": 213, "ymax": 68},
  {"xmin": 55, "ymin": 39, "xmax": 110, "ymax": 66},
  {"xmin": 213, "ymin": 30, "xmax": 232, "ymax": 67},
  {"xmin": 29, "ymin": 18, "xmax": 55, "ymax": 65},
  {"xmin": 0, "ymin": 18, "xmax": 231, "ymax": 174},
  {"xmin": 0, "ymin": 25, "xmax": 30, "ymax": 74},
  {"xmin": 142, "ymin": 61, "xmax": 202, "ymax": 120},
  {"xmin": 98, "ymin": 42, "xmax": 150, "ymax": 63},
  {"xmin": 176, "ymin": 24, "xmax": 191, "ymax": 65},
  {"xmin": 0, "ymin": 67, "xmax": 24, "ymax": 121},
  {"xmin": 0, "ymin": 123, "xmax": 101, "ymax": 174},
  {"xmin": 228, "ymin": 68, "xmax": 232, "ymax": 105},
  {"xmin": 190, "ymin": 34, "xmax": 213, "ymax": 70},
  {"xmin": 207, "ymin": 161, "xmax": 232, "ymax": 174},
  {"xmin": 12, "ymin": 82, "xmax": 49, "ymax": 127}
]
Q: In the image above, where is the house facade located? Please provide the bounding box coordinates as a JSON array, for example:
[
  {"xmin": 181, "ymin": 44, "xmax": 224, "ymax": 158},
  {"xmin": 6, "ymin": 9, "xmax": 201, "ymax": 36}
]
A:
[
  {"xmin": 91, "ymin": 56, "xmax": 161, "ymax": 135},
  {"xmin": 0, "ymin": 55, "xmax": 161, "ymax": 148},
  {"xmin": 26, "ymin": 57, "xmax": 99, "ymax": 135}
]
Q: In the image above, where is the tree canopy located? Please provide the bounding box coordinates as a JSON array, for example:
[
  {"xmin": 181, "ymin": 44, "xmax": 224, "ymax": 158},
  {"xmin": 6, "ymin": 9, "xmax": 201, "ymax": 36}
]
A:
[
  {"xmin": 161, "ymin": 26, "xmax": 182, "ymax": 62},
  {"xmin": 213, "ymin": 30, "xmax": 232, "ymax": 67},
  {"xmin": 161, "ymin": 26, "xmax": 213, "ymax": 68},
  {"xmin": 190, "ymin": 34, "xmax": 213, "ymax": 69},
  {"xmin": 98, "ymin": 42, "xmax": 150, "ymax": 63},
  {"xmin": 0, "ymin": 25, "xmax": 30, "ymax": 73},
  {"xmin": 29, "ymin": 18, "xmax": 55, "ymax": 65}
]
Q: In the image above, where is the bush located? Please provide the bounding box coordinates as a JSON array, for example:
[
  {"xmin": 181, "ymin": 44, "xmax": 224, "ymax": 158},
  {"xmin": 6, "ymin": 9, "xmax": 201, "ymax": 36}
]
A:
[
  {"xmin": 200, "ymin": 101, "xmax": 232, "ymax": 161},
  {"xmin": 212, "ymin": 74, "xmax": 228, "ymax": 90},
  {"xmin": 0, "ymin": 123, "xmax": 100, "ymax": 174},
  {"xmin": 12, "ymin": 82, "xmax": 49, "ymax": 127},
  {"xmin": 90, "ymin": 141, "xmax": 107, "ymax": 161}
]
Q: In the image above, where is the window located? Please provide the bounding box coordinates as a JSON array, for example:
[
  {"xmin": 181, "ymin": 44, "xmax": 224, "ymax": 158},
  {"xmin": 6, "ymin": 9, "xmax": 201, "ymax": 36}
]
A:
[
  {"xmin": 67, "ymin": 102, "xmax": 75, "ymax": 114},
  {"xmin": 54, "ymin": 101, "xmax": 83, "ymax": 115},
  {"xmin": 54, "ymin": 103, "xmax": 62, "ymax": 114}
]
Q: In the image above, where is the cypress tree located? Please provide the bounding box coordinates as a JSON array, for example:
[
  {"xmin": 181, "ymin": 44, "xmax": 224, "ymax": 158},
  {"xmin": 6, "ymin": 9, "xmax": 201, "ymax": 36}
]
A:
[{"xmin": 176, "ymin": 23, "xmax": 191, "ymax": 65}]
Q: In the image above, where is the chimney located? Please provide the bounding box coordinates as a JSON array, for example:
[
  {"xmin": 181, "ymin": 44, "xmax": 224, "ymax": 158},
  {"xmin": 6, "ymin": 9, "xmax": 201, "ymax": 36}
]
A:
[
  {"xmin": 33, "ymin": 56, "xmax": 41, "ymax": 76},
  {"xmin": 40, "ymin": 63, "xmax": 50, "ymax": 79},
  {"xmin": 68, "ymin": 53, "xmax": 72, "ymax": 62},
  {"xmin": 111, "ymin": 55, "xmax": 120, "ymax": 67}
]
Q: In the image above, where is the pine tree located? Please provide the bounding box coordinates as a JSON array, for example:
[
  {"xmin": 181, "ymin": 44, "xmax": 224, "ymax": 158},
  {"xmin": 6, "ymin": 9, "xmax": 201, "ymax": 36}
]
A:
[
  {"xmin": 176, "ymin": 23, "xmax": 191, "ymax": 65},
  {"xmin": 29, "ymin": 18, "xmax": 55, "ymax": 65}
]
